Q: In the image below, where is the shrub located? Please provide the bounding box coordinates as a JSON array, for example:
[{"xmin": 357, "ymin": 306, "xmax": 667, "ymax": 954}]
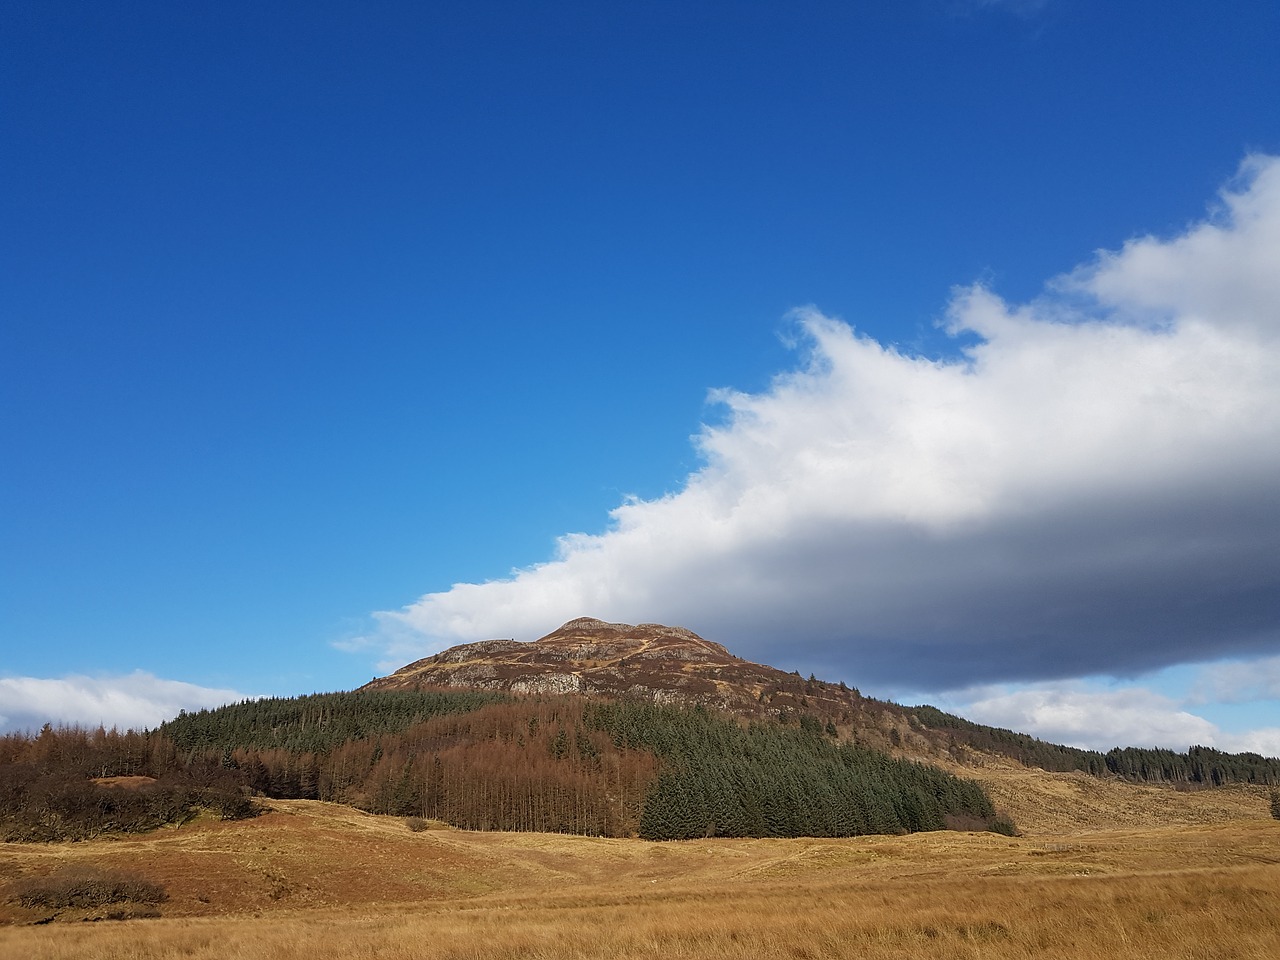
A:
[
  {"xmin": 198, "ymin": 786, "xmax": 258, "ymax": 821},
  {"xmin": 988, "ymin": 815, "xmax": 1020, "ymax": 837},
  {"xmin": 405, "ymin": 816, "xmax": 429, "ymax": 832},
  {"xmin": 10, "ymin": 867, "xmax": 167, "ymax": 909},
  {"xmin": 1270, "ymin": 790, "xmax": 1280, "ymax": 820}
]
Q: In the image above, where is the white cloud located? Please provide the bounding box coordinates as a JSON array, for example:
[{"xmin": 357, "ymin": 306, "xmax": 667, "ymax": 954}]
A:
[
  {"xmin": 1215, "ymin": 727, "xmax": 1280, "ymax": 758},
  {"xmin": 1189, "ymin": 655, "xmax": 1280, "ymax": 706},
  {"xmin": 949, "ymin": 680, "xmax": 1280, "ymax": 758},
  {"xmin": 1074, "ymin": 154, "xmax": 1280, "ymax": 340},
  {"xmin": 0, "ymin": 672, "xmax": 247, "ymax": 734},
  {"xmin": 955, "ymin": 682, "xmax": 1220, "ymax": 752},
  {"xmin": 366, "ymin": 155, "xmax": 1280, "ymax": 691}
]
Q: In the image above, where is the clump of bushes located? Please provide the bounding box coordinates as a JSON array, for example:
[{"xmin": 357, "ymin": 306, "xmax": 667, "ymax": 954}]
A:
[
  {"xmin": 1, "ymin": 766, "xmax": 257, "ymax": 842},
  {"xmin": 1270, "ymin": 790, "xmax": 1280, "ymax": 820},
  {"xmin": 0, "ymin": 725, "xmax": 261, "ymax": 844},
  {"xmin": 10, "ymin": 866, "xmax": 167, "ymax": 911}
]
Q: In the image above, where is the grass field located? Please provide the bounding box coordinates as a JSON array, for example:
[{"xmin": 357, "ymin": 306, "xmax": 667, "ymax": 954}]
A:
[{"xmin": 2, "ymin": 769, "xmax": 1278, "ymax": 959}]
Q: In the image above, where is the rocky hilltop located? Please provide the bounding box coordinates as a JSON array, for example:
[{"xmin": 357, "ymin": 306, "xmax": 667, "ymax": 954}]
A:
[{"xmin": 360, "ymin": 617, "xmax": 866, "ymax": 722}]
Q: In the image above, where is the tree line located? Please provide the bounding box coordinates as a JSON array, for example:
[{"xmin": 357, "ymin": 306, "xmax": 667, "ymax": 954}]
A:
[
  {"xmin": 3, "ymin": 690, "xmax": 1011, "ymax": 841},
  {"xmin": 162, "ymin": 692, "xmax": 1013, "ymax": 838},
  {"xmin": 0, "ymin": 724, "xmax": 252, "ymax": 841},
  {"xmin": 8, "ymin": 689, "xmax": 1276, "ymax": 844},
  {"xmin": 160, "ymin": 689, "xmax": 506, "ymax": 754},
  {"xmin": 911, "ymin": 705, "xmax": 1280, "ymax": 786}
]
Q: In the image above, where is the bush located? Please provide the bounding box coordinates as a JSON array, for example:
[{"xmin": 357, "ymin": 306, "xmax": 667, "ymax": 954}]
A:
[
  {"xmin": 0, "ymin": 773, "xmax": 194, "ymax": 841},
  {"xmin": 198, "ymin": 786, "xmax": 258, "ymax": 821},
  {"xmin": 988, "ymin": 815, "xmax": 1020, "ymax": 836},
  {"xmin": 0, "ymin": 766, "xmax": 258, "ymax": 841},
  {"xmin": 10, "ymin": 867, "xmax": 167, "ymax": 909},
  {"xmin": 405, "ymin": 816, "xmax": 430, "ymax": 832},
  {"xmin": 1270, "ymin": 790, "xmax": 1280, "ymax": 820}
]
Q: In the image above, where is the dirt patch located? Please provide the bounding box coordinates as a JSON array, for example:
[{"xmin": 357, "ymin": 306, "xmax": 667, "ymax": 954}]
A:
[{"xmin": 88, "ymin": 776, "xmax": 158, "ymax": 790}]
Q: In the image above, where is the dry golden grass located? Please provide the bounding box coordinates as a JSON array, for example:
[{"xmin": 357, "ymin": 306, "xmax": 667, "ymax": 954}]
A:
[
  {"xmin": 960, "ymin": 754, "xmax": 1274, "ymax": 834},
  {"xmin": 3, "ymin": 770, "xmax": 1279, "ymax": 959}
]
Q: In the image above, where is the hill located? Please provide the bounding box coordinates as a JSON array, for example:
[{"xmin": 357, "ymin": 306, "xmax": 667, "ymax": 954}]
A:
[
  {"xmin": 359, "ymin": 616, "xmax": 953, "ymax": 760},
  {"xmin": 4, "ymin": 617, "xmax": 1277, "ymax": 848},
  {"xmin": 362, "ymin": 618, "xmax": 1280, "ymax": 787},
  {"xmin": 362, "ymin": 616, "xmax": 865, "ymax": 718}
]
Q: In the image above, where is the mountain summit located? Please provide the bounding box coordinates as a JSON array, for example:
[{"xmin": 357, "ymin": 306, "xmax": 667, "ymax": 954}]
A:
[{"xmin": 360, "ymin": 617, "xmax": 862, "ymax": 721}]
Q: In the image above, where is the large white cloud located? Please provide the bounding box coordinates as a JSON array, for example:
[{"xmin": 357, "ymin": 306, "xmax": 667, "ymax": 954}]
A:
[
  {"xmin": 947, "ymin": 675, "xmax": 1280, "ymax": 757},
  {"xmin": 951, "ymin": 679, "xmax": 1280, "ymax": 757},
  {"xmin": 367, "ymin": 156, "xmax": 1280, "ymax": 691},
  {"xmin": 955, "ymin": 683, "xmax": 1220, "ymax": 753},
  {"xmin": 0, "ymin": 672, "xmax": 247, "ymax": 734}
]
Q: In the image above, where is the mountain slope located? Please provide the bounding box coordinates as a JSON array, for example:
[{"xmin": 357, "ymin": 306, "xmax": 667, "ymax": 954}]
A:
[
  {"xmin": 362, "ymin": 616, "xmax": 868, "ymax": 723},
  {"xmin": 361, "ymin": 617, "xmax": 1280, "ymax": 787}
]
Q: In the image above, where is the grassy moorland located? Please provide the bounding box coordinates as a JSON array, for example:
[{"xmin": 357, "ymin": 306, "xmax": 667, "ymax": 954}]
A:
[{"xmin": 2, "ymin": 769, "xmax": 1278, "ymax": 959}]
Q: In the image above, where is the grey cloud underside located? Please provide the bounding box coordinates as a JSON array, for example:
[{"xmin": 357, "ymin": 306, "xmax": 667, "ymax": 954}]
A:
[{"xmin": 711, "ymin": 478, "xmax": 1280, "ymax": 688}]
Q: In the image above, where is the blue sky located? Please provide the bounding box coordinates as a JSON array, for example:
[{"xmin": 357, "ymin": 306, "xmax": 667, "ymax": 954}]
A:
[{"xmin": 4, "ymin": 0, "xmax": 1279, "ymax": 753}]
